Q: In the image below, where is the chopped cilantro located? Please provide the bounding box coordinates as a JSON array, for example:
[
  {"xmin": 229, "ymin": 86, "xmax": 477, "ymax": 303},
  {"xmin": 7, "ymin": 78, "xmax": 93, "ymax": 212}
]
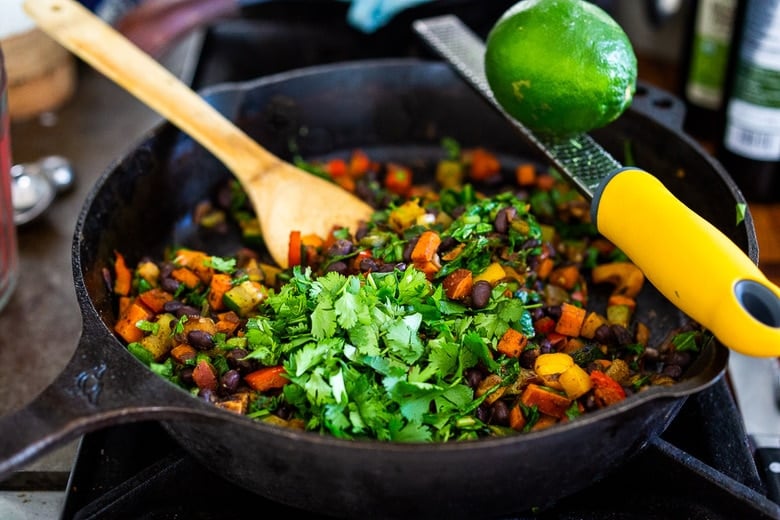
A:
[
  {"xmin": 135, "ymin": 319, "xmax": 159, "ymax": 335},
  {"xmin": 672, "ymin": 330, "xmax": 701, "ymax": 352},
  {"xmin": 205, "ymin": 255, "xmax": 236, "ymax": 273},
  {"xmin": 736, "ymin": 203, "xmax": 747, "ymax": 225}
]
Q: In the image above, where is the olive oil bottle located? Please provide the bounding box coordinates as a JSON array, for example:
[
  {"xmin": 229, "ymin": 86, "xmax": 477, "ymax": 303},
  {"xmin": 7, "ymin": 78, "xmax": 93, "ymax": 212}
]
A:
[
  {"xmin": 681, "ymin": 0, "xmax": 739, "ymax": 141},
  {"xmin": 717, "ymin": 0, "xmax": 780, "ymax": 202}
]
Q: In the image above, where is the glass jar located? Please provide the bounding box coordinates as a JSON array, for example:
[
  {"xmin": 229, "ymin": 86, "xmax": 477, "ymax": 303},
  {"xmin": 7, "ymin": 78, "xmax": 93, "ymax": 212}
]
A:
[{"xmin": 0, "ymin": 45, "xmax": 18, "ymax": 311}]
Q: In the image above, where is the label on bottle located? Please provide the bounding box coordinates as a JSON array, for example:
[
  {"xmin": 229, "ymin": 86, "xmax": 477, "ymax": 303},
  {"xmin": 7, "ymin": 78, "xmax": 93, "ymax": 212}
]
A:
[
  {"xmin": 686, "ymin": 0, "xmax": 738, "ymax": 109},
  {"xmin": 723, "ymin": 0, "xmax": 780, "ymax": 161}
]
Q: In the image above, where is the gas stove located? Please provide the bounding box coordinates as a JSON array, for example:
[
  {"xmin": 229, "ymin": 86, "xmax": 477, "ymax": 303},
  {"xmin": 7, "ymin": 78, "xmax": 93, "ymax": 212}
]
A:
[{"xmin": 60, "ymin": 380, "xmax": 777, "ymax": 519}]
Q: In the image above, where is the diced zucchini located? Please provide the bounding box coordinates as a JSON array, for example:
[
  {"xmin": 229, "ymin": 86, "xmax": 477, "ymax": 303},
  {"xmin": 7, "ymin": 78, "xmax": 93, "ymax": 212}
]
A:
[
  {"xmin": 223, "ymin": 280, "xmax": 267, "ymax": 316},
  {"xmin": 240, "ymin": 218, "xmax": 263, "ymax": 247},
  {"xmin": 606, "ymin": 304, "xmax": 632, "ymax": 328},
  {"xmin": 140, "ymin": 312, "xmax": 177, "ymax": 361}
]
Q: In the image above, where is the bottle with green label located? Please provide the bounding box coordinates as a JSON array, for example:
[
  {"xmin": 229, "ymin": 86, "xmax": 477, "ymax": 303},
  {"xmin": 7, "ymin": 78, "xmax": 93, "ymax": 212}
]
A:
[
  {"xmin": 717, "ymin": 0, "xmax": 780, "ymax": 202},
  {"xmin": 682, "ymin": 0, "xmax": 739, "ymax": 141}
]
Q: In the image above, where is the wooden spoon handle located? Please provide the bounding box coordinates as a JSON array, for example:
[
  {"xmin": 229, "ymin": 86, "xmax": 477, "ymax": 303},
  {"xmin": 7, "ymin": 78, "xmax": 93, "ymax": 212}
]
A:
[{"xmin": 23, "ymin": 0, "xmax": 277, "ymax": 183}]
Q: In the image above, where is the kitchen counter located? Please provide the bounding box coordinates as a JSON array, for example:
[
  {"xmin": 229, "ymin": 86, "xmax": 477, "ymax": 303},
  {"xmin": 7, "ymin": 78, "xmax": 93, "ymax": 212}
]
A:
[
  {"xmin": 0, "ymin": 27, "xmax": 778, "ymax": 513},
  {"xmin": 0, "ymin": 34, "xmax": 198, "ymax": 487}
]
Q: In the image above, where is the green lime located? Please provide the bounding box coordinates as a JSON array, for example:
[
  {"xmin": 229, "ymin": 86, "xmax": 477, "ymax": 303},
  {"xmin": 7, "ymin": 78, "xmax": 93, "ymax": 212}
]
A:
[{"xmin": 484, "ymin": 0, "xmax": 637, "ymax": 136}]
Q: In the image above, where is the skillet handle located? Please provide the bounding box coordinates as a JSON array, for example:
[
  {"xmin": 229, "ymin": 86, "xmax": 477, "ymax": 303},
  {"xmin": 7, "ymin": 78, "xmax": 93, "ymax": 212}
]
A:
[
  {"xmin": 0, "ymin": 317, "xmax": 206, "ymax": 482},
  {"xmin": 592, "ymin": 167, "xmax": 780, "ymax": 358}
]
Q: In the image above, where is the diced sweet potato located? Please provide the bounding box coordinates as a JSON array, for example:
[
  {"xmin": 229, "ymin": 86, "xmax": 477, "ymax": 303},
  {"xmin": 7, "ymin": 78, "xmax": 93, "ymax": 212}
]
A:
[
  {"xmin": 475, "ymin": 373, "xmax": 505, "ymax": 405},
  {"xmin": 496, "ymin": 328, "xmax": 528, "ymax": 358},
  {"xmin": 508, "ymin": 403, "xmax": 526, "ymax": 431},
  {"xmin": 554, "ymin": 302, "xmax": 586, "ymax": 337},
  {"xmin": 442, "ymin": 268, "xmax": 473, "ymax": 301},
  {"xmin": 245, "ymin": 366, "xmax": 290, "ymax": 392},
  {"xmin": 548, "ymin": 264, "xmax": 580, "ymax": 290},
  {"xmin": 114, "ymin": 300, "xmax": 152, "ymax": 343},
  {"xmin": 137, "ymin": 287, "xmax": 173, "ymax": 313},
  {"xmin": 521, "ymin": 383, "xmax": 572, "ymax": 418}
]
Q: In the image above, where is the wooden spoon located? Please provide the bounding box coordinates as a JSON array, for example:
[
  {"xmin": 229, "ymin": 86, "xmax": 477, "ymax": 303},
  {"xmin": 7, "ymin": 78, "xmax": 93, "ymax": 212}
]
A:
[{"xmin": 24, "ymin": 0, "xmax": 374, "ymax": 268}]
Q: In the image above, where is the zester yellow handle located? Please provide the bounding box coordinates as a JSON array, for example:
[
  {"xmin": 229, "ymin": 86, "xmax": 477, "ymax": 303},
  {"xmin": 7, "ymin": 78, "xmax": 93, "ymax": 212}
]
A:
[{"xmin": 592, "ymin": 168, "xmax": 780, "ymax": 358}]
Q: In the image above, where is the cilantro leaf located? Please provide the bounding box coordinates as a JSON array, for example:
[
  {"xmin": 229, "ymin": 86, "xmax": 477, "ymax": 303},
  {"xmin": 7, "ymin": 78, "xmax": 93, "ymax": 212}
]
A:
[{"xmin": 311, "ymin": 296, "xmax": 337, "ymax": 339}]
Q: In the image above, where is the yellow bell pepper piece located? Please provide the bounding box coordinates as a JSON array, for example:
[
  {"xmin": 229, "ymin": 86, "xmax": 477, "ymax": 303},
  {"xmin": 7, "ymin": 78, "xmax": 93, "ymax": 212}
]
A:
[
  {"xmin": 534, "ymin": 352, "xmax": 575, "ymax": 390},
  {"xmin": 559, "ymin": 364, "xmax": 593, "ymax": 399},
  {"xmin": 473, "ymin": 262, "xmax": 506, "ymax": 285},
  {"xmin": 388, "ymin": 200, "xmax": 425, "ymax": 233}
]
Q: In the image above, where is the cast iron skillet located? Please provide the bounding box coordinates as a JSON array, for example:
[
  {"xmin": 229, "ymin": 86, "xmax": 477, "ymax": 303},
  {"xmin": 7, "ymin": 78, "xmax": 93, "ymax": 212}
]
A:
[{"xmin": 0, "ymin": 60, "xmax": 747, "ymax": 518}]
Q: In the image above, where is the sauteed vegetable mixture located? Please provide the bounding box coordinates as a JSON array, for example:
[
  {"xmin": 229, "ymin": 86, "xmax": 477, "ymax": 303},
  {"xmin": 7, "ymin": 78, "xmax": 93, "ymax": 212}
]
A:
[{"xmin": 110, "ymin": 142, "xmax": 708, "ymax": 442}]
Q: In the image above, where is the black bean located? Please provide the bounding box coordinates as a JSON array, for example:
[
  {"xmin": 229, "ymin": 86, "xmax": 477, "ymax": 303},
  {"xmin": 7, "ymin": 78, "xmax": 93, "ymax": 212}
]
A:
[
  {"xmin": 355, "ymin": 222, "xmax": 368, "ymax": 242},
  {"xmin": 159, "ymin": 263, "xmax": 175, "ymax": 278},
  {"xmin": 667, "ymin": 350, "xmax": 692, "ymax": 368},
  {"xmin": 476, "ymin": 404, "xmax": 490, "ymax": 423},
  {"xmin": 376, "ymin": 262, "xmax": 396, "ymax": 273},
  {"xmin": 539, "ymin": 338, "xmax": 554, "ymax": 354},
  {"xmin": 520, "ymin": 347, "xmax": 539, "ymax": 369},
  {"xmin": 326, "ymin": 261, "xmax": 349, "ymax": 275},
  {"xmin": 582, "ymin": 394, "xmax": 598, "ymax": 412},
  {"xmin": 662, "ymin": 364, "xmax": 683, "ymax": 378},
  {"xmin": 179, "ymin": 366, "xmax": 194, "ymax": 385},
  {"xmin": 545, "ymin": 305, "xmax": 562, "ymax": 320},
  {"xmin": 162, "ymin": 300, "xmax": 184, "ymax": 314},
  {"xmin": 593, "ymin": 324, "xmax": 613, "ymax": 344},
  {"xmin": 276, "ymin": 404, "xmax": 295, "ymax": 421},
  {"xmin": 198, "ymin": 388, "xmax": 217, "ymax": 403},
  {"xmin": 394, "ymin": 262, "xmax": 407, "ymax": 272},
  {"xmin": 437, "ymin": 236, "xmax": 458, "ymax": 254},
  {"xmin": 327, "ymin": 239, "xmax": 354, "ymax": 257},
  {"xmin": 226, "ymin": 348, "xmax": 253, "ymax": 373},
  {"xmin": 188, "ymin": 330, "xmax": 215, "ymax": 350},
  {"xmin": 471, "ymin": 281, "xmax": 492, "ymax": 309},
  {"xmin": 610, "ymin": 325, "xmax": 634, "ymax": 346},
  {"xmin": 160, "ymin": 276, "xmax": 181, "ymax": 293},
  {"xmin": 360, "ymin": 257, "xmax": 379, "ymax": 272},
  {"xmin": 490, "ymin": 400, "xmax": 510, "ymax": 425},
  {"xmin": 220, "ymin": 369, "xmax": 241, "ymax": 393},
  {"xmin": 465, "ymin": 368, "xmax": 484, "ymax": 388},
  {"xmin": 494, "ymin": 210, "xmax": 509, "ymax": 234},
  {"xmin": 176, "ymin": 305, "xmax": 201, "ymax": 318},
  {"xmin": 530, "ymin": 307, "xmax": 545, "ymax": 321},
  {"xmin": 494, "ymin": 207, "xmax": 517, "ymax": 234},
  {"xmin": 521, "ymin": 238, "xmax": 541, "ymax": 250}
]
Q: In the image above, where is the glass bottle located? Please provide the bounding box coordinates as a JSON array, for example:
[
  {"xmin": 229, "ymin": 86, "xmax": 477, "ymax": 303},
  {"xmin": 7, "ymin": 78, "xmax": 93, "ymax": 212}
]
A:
[
  {"xmin": 0, "ymin": 44, "xmax": 18, "ymax": 311},
  {"xmin": 681, "ymin": 0, "xmax": 739, "ymax": 141},
  {"xmin": 717, "ymin": 0, "xmax": 780, "ymax": 202}
]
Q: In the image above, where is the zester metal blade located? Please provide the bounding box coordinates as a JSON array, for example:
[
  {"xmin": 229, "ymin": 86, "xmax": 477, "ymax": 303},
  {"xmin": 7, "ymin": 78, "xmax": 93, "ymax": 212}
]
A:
[{"xmin": 412, "ymin": 14, "xmax": 621, "ymax": 199}]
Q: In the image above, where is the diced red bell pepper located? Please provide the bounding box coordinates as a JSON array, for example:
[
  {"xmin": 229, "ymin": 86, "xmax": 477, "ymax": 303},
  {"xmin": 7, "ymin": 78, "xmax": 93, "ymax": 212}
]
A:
[
  {"xmin": 288, "ymin": 230, "xmax": 302, "ymax": 267},
  {"xmin": 384, "ymin": 163, "xmax": 412, "ymax": 196},
  {"xmin": 590, "ymin": 370, "xmax": 626, "ymax": 407}
]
